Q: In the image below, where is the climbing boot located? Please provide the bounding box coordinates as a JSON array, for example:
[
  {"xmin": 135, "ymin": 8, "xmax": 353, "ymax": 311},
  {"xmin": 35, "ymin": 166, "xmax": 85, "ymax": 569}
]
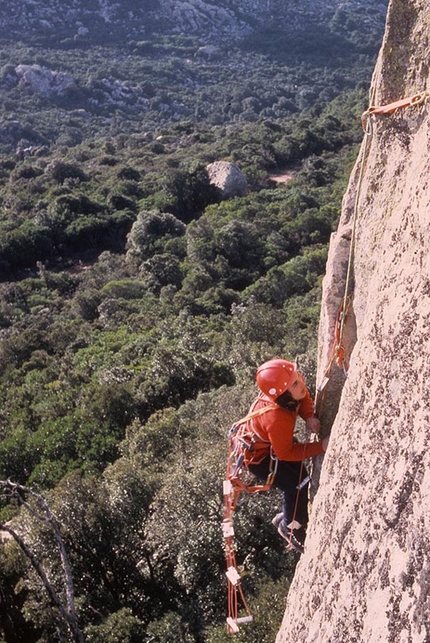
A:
[
  {"xmin": 277, "ymin": 520, "xmax": 305, "ymax": 554},
  {"xmin": 271, "ymin": 512, "xmax": 284, "ymax": 529},
  {"xmin": 285, "ymin": 529, "xmax": 305, "ymax": 555}
]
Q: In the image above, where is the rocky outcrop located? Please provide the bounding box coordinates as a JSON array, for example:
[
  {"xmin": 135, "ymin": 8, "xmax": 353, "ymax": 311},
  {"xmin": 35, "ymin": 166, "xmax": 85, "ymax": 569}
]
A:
[
  {"xmin": 206, "ymin": 161, "xmax": 248, "ymax": 199},
  {"xmin": 0, "ymin": 0, "xmax": 388, "ymax": 43},
  {"xmin": 277, "ymin": 1, "xmax": 430, "ymax": 642},
  {"xmin": 15, "ymin": 64, "xmax": 75, "ymax": 98}
]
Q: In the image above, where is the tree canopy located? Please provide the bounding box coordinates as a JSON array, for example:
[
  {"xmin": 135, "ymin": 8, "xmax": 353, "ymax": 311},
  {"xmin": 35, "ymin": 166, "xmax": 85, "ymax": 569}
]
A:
[{"xmin": 0, "ymin": 5, "xmax": 388, "ymax": 641}]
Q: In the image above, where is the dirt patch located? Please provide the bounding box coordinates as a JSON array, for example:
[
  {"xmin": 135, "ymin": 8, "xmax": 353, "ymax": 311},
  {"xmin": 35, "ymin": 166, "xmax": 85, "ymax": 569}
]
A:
[{"xmin": 268, "ymin": 171, "xmax": 296, "ymax": 184}]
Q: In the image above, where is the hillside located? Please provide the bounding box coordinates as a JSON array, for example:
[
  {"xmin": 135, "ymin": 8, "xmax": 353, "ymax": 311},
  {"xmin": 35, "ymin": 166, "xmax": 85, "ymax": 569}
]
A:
[
  {"xmin": 0, "ymin": 0, "xmax": 388, "ymax": 280},
  {"xmin": 0, "ymin": 0, "xmax": 388, "ymax": 155},
  {"xmin": 0, "ymin": 0, "xmax": 387, "ymax": 43},
  {"xmin": 0, "ymin": 2, "xmax": 389, "ymax": 642}
]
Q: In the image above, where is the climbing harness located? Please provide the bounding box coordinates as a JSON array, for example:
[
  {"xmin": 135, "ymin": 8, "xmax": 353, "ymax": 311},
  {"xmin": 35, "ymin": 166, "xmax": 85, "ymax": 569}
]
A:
[
  {"xmin": 222, "ymin": 403, "xmax": 309, "ymax": 632},
  {"xmin": 227, "ymin": 404, "xmax": 279, "ymax": 495}
]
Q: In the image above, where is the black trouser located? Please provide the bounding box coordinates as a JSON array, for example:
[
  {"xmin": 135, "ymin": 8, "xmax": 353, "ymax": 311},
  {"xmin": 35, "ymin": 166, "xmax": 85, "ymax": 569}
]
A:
[{"xmin": 248, "ymin": 457, "xmax": 309, "ymax": 528}]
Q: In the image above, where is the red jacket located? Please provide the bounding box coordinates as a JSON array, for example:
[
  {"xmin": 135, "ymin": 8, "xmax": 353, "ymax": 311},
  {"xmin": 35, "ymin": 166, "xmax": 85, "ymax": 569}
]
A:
[{"xmin": 243, "ymin": 391, "xmax": 324, "ymax": 464}]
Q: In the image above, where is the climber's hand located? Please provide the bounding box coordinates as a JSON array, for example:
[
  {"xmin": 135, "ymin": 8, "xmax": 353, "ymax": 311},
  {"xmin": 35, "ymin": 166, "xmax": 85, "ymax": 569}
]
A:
[
  {"xmin": 322, "ymin": 436, "xmax": 330, "ymax": 452},
  {"xmin": 306, "ymin": 417, "xmax": 320, "ymax": 434}
]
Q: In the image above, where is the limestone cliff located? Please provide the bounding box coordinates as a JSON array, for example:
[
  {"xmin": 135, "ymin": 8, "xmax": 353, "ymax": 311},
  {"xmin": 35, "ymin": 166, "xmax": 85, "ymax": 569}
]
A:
[{"xmin": 277, "ymin": 1, "xmax": 430, "ymax": 641}]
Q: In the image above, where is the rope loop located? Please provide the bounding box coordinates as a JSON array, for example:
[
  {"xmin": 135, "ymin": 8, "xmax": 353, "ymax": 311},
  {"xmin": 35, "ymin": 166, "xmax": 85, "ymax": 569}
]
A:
[
  {"xmin": 363, "ymin": 113, "xmax": 373, "ymax": 136},
  {"xmin": 361, "ymin": 90, "xmax": 428, "ymax": 131}
]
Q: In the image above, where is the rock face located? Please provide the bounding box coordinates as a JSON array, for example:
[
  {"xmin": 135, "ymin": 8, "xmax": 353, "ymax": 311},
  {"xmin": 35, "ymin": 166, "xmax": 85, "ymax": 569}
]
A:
[
  {"xmin": 277, "ymin": 1, "xmax": 430, "ymax": 642},
  {"xmin": 206, "ymin": 161, "xmax": 248, "ymax": 199}
]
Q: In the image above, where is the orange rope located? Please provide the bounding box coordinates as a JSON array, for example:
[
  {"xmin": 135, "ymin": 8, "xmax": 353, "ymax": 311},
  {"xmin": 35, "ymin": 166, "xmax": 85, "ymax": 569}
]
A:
[
  {"xmin": 318, "ymin": 89, "xmax": 428, "ymax": 410},
  {"xmin": 333, "ymin": 295, "xmax": 351, "ymax": 370},
  {"xmin": 361, "ymin": 90, "xmax": 428, "ymax": 130},
  {"xmin": 315, "ymin": 295, "xmax": 351, "ymax": 415},
  {"xmin": 223, "ymin": 87, "xmax": 428, "ymax": 632},
  {"xmin": 223, "ymin": 453, "xmax": 254, "ymax": 633}
]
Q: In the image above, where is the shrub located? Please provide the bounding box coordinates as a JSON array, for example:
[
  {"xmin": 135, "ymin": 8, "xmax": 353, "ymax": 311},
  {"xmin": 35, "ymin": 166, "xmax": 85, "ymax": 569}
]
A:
[{"xmin": 45, "ymin": 159, "xmax": 88, "ymax": 184}]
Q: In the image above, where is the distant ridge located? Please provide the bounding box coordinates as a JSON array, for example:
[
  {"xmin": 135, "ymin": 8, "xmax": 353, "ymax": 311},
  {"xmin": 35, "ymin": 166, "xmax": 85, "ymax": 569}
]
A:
[{"xmin": 0, "ymin": 0, "xmax": 388, "ymax": 43}]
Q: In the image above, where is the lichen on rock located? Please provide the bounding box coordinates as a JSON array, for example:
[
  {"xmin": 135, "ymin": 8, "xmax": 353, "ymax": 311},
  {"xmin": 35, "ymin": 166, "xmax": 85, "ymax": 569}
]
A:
[{"xmin": 277, "ymin": 1, "xmax": 430, "ymax": 641}]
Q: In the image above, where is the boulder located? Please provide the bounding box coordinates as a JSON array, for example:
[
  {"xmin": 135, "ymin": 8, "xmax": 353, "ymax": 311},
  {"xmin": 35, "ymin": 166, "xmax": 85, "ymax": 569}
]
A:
[{"xmin": 206, "ymin": 161, "xmax": 247, "ymax": 199}]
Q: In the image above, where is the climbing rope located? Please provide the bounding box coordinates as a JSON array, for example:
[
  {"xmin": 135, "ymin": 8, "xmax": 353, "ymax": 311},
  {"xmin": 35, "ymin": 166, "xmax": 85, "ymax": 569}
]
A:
[
  {"xmin": 316, "ymin": 135, "xmax": 368, "ymax": 397},
  {"xmin": 316, "ymin": 88, "xmax": 428, "ymax": 411},
  {"xmin": 342, "ymin": 89, "xmax": 428, "ymax": 364},
  {"xmin": 224, "ymin": 88, "xmax": 430, "ymax": 632}
]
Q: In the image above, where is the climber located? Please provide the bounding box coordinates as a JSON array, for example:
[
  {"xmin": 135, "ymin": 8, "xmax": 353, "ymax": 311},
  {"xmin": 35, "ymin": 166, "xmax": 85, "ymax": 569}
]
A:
[{"xmin": 243, "ymin": 358, "xmax": 329, "ymax": 554}]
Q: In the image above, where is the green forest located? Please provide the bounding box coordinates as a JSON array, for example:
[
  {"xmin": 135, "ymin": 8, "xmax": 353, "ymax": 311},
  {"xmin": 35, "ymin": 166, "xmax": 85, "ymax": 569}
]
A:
[{"xmin": 0, "ymin": 3, "xmax": 387, "ymax": 642}]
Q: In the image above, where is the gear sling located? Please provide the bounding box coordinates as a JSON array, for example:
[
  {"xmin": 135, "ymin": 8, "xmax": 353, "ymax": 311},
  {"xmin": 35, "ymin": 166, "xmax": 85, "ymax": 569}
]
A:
[{"xmin": 222, "ymin": 403, "xmax": 279, "ymax": 633}]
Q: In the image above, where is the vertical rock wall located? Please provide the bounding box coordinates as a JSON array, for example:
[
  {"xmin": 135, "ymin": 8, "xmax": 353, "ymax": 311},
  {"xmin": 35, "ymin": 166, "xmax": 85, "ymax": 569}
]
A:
[{"xmin": 277, "ymin": 1, "xmax": 430, "ymax": 641}]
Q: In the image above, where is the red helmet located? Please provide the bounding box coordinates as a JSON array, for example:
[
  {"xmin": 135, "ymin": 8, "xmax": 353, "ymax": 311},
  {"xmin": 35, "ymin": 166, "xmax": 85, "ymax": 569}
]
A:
[{"xmin": 256, "ymin": 359, "xmax": 297, "ymax": 401}]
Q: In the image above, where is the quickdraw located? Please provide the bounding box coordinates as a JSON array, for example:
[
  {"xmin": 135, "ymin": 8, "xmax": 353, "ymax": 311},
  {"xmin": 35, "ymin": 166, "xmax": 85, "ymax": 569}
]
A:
[
  {"xmin": 314, "ymin": 295, "xmax": 351, "ymax": 417},
  {"xmin": 332, "ymin": 295, "xmax": 352, "ymax": 372},
  {"xmin": 361, "ymin": 90, "xmax": 428, "ymax": 131}
]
